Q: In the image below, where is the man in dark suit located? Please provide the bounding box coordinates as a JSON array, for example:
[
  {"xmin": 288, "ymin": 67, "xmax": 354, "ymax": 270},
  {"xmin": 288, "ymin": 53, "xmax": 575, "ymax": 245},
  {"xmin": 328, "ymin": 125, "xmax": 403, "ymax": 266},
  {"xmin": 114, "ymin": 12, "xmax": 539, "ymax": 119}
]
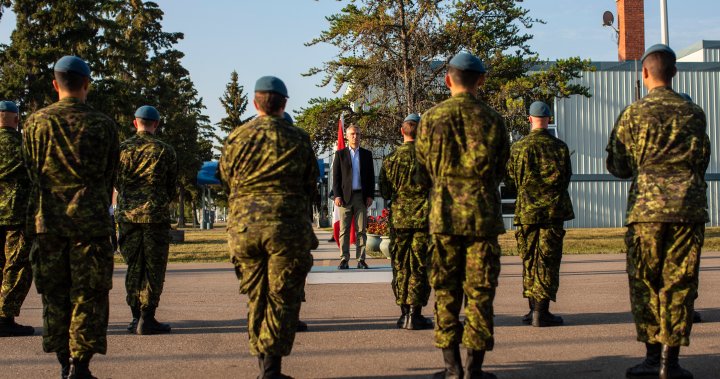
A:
[{"xmin": 333, "ymin": 124, "xmax": 375, "ymax": 269}]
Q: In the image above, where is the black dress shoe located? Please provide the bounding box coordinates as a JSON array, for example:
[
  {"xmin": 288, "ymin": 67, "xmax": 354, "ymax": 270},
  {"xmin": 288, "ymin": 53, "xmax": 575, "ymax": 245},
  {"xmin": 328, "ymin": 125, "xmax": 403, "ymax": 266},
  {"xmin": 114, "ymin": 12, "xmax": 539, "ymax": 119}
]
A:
[
  {"xmin": 338, "ymin": 260, "xmax": 349, "ymax": 270},
  {"xmin": 357, "ymin": 260, "xmax": 369, "ymax": 269}
]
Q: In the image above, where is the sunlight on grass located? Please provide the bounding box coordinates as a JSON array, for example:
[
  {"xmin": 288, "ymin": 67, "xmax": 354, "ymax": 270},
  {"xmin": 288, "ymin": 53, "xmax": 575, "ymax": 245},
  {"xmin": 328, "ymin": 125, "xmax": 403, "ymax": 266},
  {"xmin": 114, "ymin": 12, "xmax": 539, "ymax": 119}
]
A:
[{"xmin": 114, "ymin": 225, "xmax": 720, "ymax": 263}]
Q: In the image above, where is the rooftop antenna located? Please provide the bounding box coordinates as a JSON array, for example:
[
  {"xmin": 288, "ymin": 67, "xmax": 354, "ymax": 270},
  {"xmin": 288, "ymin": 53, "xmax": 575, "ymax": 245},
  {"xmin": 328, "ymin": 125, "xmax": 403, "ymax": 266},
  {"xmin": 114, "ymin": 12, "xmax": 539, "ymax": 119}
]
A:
[{"xmin": 602, "ymin": 11, "xmax": 619, "ymax": 44}]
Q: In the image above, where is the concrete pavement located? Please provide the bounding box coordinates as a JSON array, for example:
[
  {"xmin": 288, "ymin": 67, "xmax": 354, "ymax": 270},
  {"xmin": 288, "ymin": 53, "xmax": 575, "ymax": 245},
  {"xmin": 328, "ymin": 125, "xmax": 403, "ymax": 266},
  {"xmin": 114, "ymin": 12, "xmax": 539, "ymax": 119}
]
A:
[{"xmin": 2, "ymin": 229, "xmax": 719, "ymax": 378}]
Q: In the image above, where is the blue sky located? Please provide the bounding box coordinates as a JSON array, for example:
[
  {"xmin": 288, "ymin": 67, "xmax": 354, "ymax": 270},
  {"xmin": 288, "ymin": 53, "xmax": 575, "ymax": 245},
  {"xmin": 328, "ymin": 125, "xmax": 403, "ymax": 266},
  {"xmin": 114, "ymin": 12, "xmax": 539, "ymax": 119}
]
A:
[{"xmin": 1, "ymin": 1, "xmax": 719, "ymax": 129}]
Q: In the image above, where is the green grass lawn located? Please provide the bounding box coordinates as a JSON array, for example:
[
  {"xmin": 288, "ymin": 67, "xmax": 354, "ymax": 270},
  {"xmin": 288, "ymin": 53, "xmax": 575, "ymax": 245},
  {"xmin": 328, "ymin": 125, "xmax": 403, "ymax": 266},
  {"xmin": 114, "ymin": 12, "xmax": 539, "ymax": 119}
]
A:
[{"xmin": 114, "ymin": 225, "xmax": 720, "ymax": 263}]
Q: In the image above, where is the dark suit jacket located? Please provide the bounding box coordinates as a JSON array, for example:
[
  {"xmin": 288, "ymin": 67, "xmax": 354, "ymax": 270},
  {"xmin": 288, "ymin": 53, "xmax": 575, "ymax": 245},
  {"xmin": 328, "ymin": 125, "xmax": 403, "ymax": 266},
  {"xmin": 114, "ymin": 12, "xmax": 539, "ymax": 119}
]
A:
[{"xmin": 332, "ymin": 147, "xmax": 375, "ymax": 204}]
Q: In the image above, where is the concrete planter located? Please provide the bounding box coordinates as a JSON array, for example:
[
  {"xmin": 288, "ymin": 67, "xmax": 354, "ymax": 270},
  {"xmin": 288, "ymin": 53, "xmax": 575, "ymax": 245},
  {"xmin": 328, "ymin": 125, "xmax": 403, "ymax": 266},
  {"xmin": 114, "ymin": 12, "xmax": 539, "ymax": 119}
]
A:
[
  {"xmin": 367, "ymin": 234, "xmax": 382, "ymax": 252},
  {"xmin": 380, "ymin": 236, "xmax": 391, "ymax": 258}
]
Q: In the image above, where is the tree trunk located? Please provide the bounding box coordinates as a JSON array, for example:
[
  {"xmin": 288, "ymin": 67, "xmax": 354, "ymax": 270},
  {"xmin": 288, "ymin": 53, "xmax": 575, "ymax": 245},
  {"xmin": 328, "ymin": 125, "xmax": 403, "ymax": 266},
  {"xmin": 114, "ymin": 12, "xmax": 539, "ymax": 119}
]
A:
[
  {"xmin": 191, "ymin": 197, "xmax": 198, "ymax": 228},
  {"xmin": 177, "ymin": 186, "xmax": 186, "ymax": 227}
]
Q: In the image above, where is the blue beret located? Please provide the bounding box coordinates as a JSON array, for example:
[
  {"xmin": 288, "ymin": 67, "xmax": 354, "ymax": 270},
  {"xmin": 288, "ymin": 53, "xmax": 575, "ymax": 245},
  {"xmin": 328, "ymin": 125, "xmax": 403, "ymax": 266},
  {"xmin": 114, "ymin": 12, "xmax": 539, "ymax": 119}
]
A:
[
  {"xmin": 529, "ymin": 101, "xmax": 551, "ymax": 117},
  {"xmin": 54, "ymin": 55, "xmax": 91, "ymax": 77},
  {"xmin": 679, "ymin": 93, "xmax": 692, "ymax": 102},
  {"xmin": 404, "ymin": 113, "xmax": 421, "ymax": 123},
  {"xmin": 255, "ymin": 76, "xmax": 288, "ymax": 98},
  {"xmin": 283, "ymin": 112, "xmax": 293, "ymax": 124},
  {"xmin": 0, "ymin": 100, "xmax": 19, "ymax": 113},
  {"xmin": 134, "ymin": 105, "xmax": 160, "ymax": 121},
  {"xmin": 641, "ymin": 44, "xmax": 676, "ymax": 63},
  {"xmin": 448, "ymin": 52, "xmax": 486, "ymax": 73}
]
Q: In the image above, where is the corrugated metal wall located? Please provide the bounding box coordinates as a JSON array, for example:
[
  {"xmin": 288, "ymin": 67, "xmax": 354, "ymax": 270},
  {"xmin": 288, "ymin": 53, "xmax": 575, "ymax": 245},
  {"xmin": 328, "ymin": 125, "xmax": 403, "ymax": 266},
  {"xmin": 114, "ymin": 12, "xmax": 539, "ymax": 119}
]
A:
[
  {"xmin": 551, "ymin": 62, "xmax": 720, "ymax": 227},
  {"xmin": 704, "ymin": 48, "xmax": 720, "ymax": 62}
]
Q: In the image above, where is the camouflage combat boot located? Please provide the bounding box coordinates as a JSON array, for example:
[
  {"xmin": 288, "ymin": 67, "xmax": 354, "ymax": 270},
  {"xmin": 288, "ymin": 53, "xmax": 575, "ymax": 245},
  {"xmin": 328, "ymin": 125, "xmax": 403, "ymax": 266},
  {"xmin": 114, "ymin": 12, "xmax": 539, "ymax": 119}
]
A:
[
  {"xmin": 68, "ymin": 357, "xmax": 97, "ymax": 379},
  {"xmin": 136, "ymin": 308, "xmax": 171, "ymax": 335},
  {"xmin": 127, "ymin": 306, "xmax": 140, "ymax": 333},
  {"xmin": 433, "ymin": 345, "xmax": 463, "ymax": 379},
  {"xmin": 464, "ymin": 349, "xmax": 497, "ymax": 379},
  {"xmin": 625, "ymin": 343, "xmax": 660, "ymax": 378},
  {"xmin": 0, "ymin": 316, "xmax": 34, "ymax": 337},
  {"xmin": 261, "ymin": 355, "xmax": 293, "ymax": 379},
  {"xmin": 406, "ymin": 306, "xmax": 433, "ymax": 330},
  {"xmin": 532, "ymin": 299, "xmax": 563, "ymax": 327},
  {"xmin": 397, "ymin": 305, "xmax": 410, "ymax": 328},
  {"xmin": 522, "ymin": 298, "xmax": 535, "ymax": 325},
  {"xmin": 659, "ymin": 345, "xmax": 693, "ymax": 379}
]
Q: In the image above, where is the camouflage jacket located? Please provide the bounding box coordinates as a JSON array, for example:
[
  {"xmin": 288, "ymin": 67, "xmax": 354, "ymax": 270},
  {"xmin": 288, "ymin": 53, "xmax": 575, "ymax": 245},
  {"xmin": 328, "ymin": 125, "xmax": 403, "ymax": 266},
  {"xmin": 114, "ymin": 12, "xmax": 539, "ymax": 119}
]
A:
[
  {"xmin": 23, "ymin": 97, "xmax": 119, "ymax": 237},
  {"xmin": 415, "ymin": 92, "xmax": 510, "ymax": 237},
  {"xmin": 606, "ymin": 86, "xmax": 710, "ymax": 224},
  {"xmin": 0, "ymin": 127, "xmax": 29, "ymax": 225},
  {"xmin": 379, "ymin": 142, "xmax": 429, "ymax": 230},
  {"xmin": 505, "ymin": 128, "xmax": 575, "ymax": 225},
  {"xmin": 116, "ymin": 131, "xmax": 178, "ymax": 224},
  {"xmin": 218, "ymin": 115, "xmax": 319, "ymax": 229}
]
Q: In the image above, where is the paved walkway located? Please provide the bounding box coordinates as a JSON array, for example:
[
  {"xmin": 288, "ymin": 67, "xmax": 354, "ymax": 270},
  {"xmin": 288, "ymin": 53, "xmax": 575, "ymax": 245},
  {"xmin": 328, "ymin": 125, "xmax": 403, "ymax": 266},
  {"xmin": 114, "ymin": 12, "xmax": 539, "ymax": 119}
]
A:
[{"xmin": 2, "ymin": 229, "xmax": 719, "ymax": 378}]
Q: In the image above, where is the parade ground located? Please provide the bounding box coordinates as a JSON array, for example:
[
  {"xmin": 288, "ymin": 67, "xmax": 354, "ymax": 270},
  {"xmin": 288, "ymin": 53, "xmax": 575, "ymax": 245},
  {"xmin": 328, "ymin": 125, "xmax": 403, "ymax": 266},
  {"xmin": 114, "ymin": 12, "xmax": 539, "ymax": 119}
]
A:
[{"xmin": 2, "ymin": 229, "xmax": 719, "ymax": 379}]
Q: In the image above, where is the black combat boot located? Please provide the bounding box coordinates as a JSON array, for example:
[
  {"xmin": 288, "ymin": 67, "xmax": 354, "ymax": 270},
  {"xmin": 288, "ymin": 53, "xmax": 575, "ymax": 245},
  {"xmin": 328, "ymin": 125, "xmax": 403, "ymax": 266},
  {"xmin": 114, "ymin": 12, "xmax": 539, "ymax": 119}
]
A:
[
  {"xmin": 68, "ymin": 357, "xmax": 97, "ymax": 379},
  {"xmin": 464, "ymin": 349, "xmax": 497, "ymax": 379},
  {"xmin": 127, "ymin": 306, "xmax": 140, "ymax": 333},
  {"xmin": 659, "ymin": 345, "xmax": 693, "ymax": 379},
  {"xmin": 136, "ymin": 308, "xmax": 171, "ymax": 335},
  {"xmin": 397, "ymin": 305, "xmax": 410, "ymax": 328},
  {"xmin": 57, "ymin": 352, "xmax": 70, "ymax": 379},
  {"xmin": 626, "ymin": 343, "xmax": 661, "ymax": 378},
  {"xmin": 692, "ymin": 311, "xmax": 701, "ymax": 323},
  {"xmin": 433, "ymin": 345, "xmax": 463, "ymax": 379},
  {"xmin": 406, "ymin": 306, "xmax": 433, "ymax": 330},
  {"xmin": 522, "ymin": 298, "xmax": 535, "ymax": 325},
  {"xmin": 256, "ymin": 354, "xmax": 264, "ymax": 379},
  {"xmin": 261, "ymin": 355, "xmax": 293, "ymax": 379},
  {"xmin": 0, "ymin": 316, "xmax": 34, "ymax": 337},
  {"xmin": 531, "ymin": 299, "xmax": 563, "ymax": 327}
]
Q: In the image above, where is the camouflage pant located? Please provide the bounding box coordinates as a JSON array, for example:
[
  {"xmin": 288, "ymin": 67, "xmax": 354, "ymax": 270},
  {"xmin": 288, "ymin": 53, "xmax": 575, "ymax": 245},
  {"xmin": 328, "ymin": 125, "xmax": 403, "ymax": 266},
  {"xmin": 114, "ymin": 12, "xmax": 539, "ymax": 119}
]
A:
[
  {"xmin": 228, "ymin": 223, "xmax": 315, "ymax": 357},
  {"xmin": 30, "ymin": 234, "xmax": 113, "ymax": 360},
  {"xmin": 625, "ymin": 222, "xmax": 703, "ymax": 347},
  {"xmin": 431, "ymin": 234, "xmax": 501, "ymax": 351},
  {"xmin": 0, "ymin": 225, "xmax": 32, "ymax": 317},
  {"xmin": 118, "ymin": 223, "xmax": 170, "ymax": 311},
  {"xmin": 392, "ymin": 228, "xmax": 431, "ymax": 306},
  {"xmin": 515, "ymin": 223, "xmax": 565, "ymax": 302}
]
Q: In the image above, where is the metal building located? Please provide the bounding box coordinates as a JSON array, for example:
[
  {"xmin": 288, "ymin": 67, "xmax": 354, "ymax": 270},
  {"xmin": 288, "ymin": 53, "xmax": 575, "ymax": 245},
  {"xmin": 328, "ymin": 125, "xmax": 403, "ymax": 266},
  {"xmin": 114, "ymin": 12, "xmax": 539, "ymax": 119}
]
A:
[{"xmin": 510, "ymin": 40, "xmax": 720, "ymax": 228}]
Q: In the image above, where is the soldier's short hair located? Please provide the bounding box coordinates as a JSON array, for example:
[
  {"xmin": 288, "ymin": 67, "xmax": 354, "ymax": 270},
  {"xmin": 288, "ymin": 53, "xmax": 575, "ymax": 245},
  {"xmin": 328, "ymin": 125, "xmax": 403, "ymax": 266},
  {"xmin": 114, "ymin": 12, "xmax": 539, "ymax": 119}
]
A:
[
  {"xmin": 54, "ymin": 70, "xmax": 87, "ymax": 92},
  {"xmin": 136, "ymin": 118, "xmax": 156, "ymax": 128},
  {"xmin": 401, "ymin": 121, "xmax": 417, "ymax": 138},
  {"xmin": 255, "ymin": 91, "xmax": 286, "ymax": 114},
  {"xmin": 448, "ymin": 67, "xmax": 483, "ymax": 89},
  {"xmin": 643, "ymin": 51, "xmax": 676, "ymax": 83}
]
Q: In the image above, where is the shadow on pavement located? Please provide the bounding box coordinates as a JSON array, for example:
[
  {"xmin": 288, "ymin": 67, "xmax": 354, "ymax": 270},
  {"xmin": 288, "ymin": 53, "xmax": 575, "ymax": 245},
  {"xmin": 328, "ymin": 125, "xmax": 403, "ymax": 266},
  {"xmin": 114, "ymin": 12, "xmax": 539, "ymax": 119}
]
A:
[
  {"xmin": 484, "ymin": 352, "xmax": 720, "ymax": 379},
  {"xmin": 108, "ymin": 318, "xmax": 246, "ymax": 335}
]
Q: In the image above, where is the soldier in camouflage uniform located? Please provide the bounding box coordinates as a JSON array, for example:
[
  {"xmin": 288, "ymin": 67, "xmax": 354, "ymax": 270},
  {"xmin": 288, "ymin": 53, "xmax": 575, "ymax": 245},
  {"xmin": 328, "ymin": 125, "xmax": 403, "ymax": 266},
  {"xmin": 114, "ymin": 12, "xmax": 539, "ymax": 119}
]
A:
[
  {"xmin": 416, "ymin": 52, "xmax": 509, "ymax": 379},
  {"xmin": 379, "ymin": 113, "xmax": 432, "ymax": 331},
  {"xmin": 23, "ymin": 56, "xmax": 119, "ymax": 379},
  {"xmin": 218, "ymin": 76, "xmax": 318, "ymax": 379},
  {"xmin": 0, "ymin": 100, "xmax": 34, "ymax": 337},
  {"xmin": 505, "ymin": 101, "xmax": 575, "ymax": 328},
  {"xmin": 116, "ymin": 105, "xmax": 178, "ymax": 335},
  {"xmin": 606, "ymin": 44, "xmax": 709, "ymax": 379}
]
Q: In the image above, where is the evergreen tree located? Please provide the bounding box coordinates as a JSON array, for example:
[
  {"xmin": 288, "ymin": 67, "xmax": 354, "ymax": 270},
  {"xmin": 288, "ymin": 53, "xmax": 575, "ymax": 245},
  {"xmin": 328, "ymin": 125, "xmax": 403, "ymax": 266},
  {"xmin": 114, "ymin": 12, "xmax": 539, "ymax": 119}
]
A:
[
  {"xmin": 300, "ymin": 0, "xmax": 593, "ymax": 151},
  {"xmin": 0, "ymin": 0, "xmax": 216, "ymax": 226},
  {"xmin": 215, "ymin": 70, "xmax": 253, "ymax": 149}
]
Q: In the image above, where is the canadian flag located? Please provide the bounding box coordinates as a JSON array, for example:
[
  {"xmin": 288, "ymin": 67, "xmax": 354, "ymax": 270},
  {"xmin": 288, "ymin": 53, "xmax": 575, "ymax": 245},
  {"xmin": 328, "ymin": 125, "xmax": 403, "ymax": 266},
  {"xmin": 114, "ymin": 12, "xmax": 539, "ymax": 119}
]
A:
[{"xmin": 332, "ymin": 115, "xmax": 356, "ymax": 246}]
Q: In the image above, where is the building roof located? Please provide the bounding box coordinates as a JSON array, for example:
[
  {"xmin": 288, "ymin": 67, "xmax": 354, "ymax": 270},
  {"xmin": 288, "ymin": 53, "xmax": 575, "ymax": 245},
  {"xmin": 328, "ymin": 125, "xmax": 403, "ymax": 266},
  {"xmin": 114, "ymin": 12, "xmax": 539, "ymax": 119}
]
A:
[{"xmin": 677, "ymin": 40, "xmax": 720, "ymax": 59}]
